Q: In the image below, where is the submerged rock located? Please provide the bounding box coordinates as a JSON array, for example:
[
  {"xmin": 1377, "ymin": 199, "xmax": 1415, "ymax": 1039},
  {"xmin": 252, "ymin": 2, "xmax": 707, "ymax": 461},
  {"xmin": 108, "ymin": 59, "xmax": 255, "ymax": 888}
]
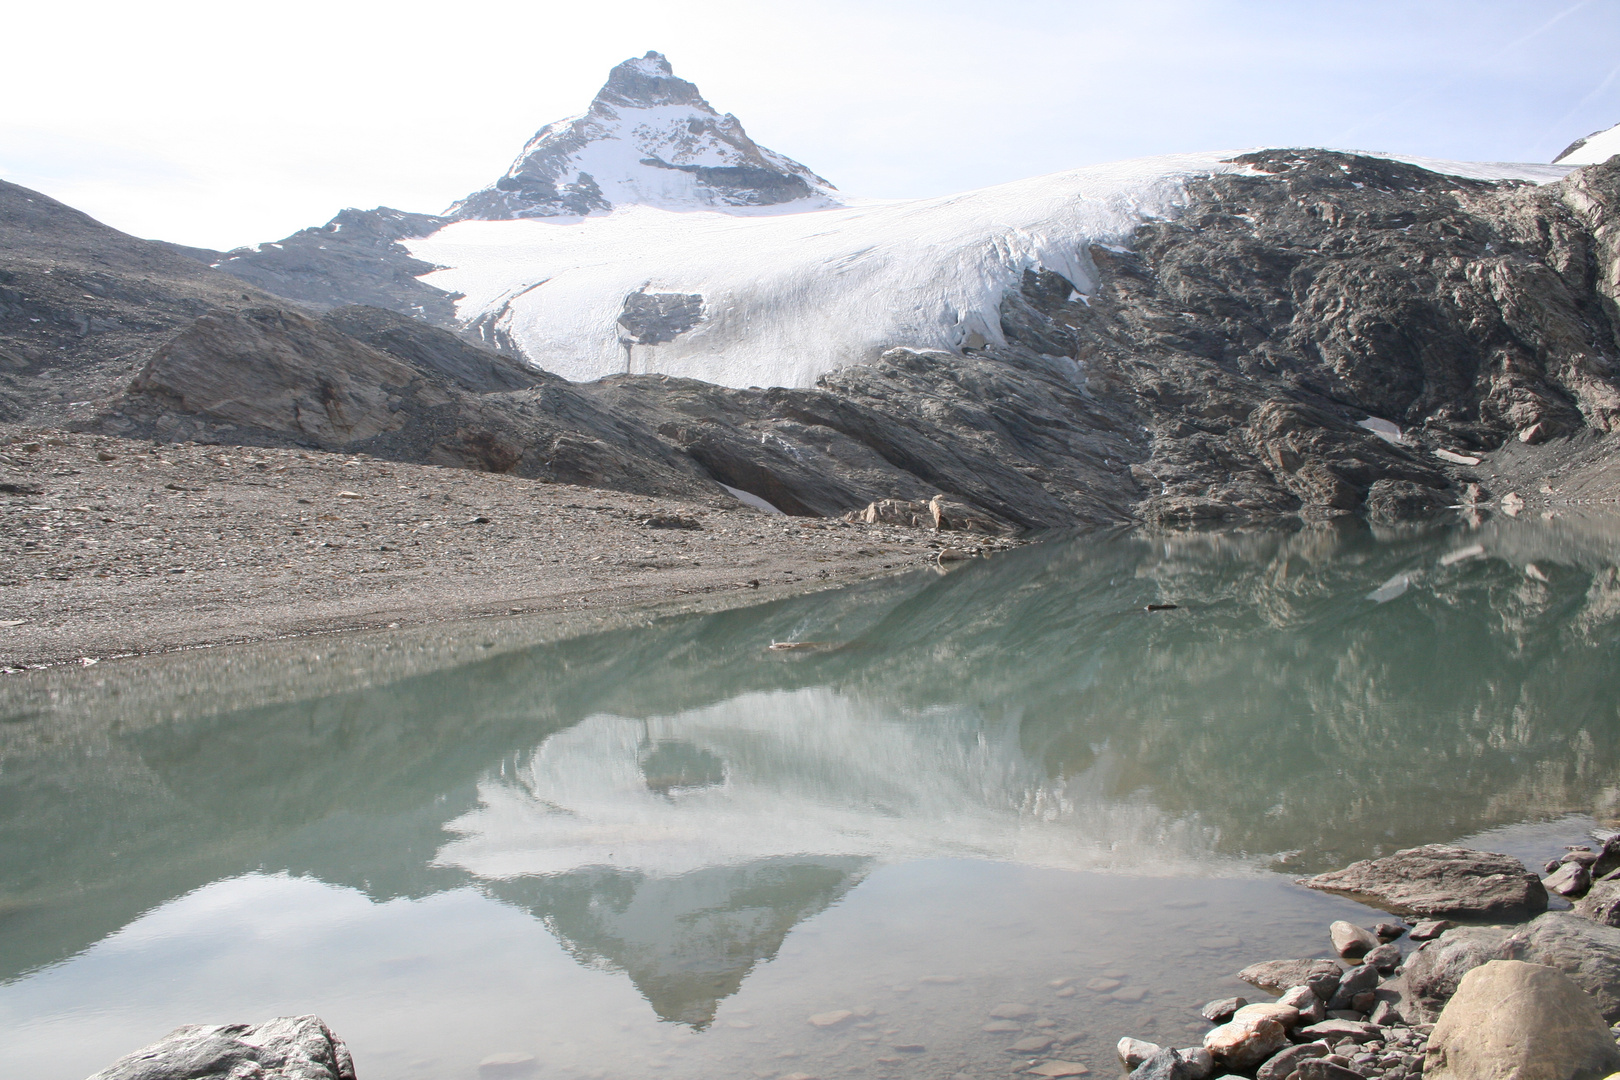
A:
[
  {"xmin": 1424, "ymin": 960, "xmax": 1620, "ymax": 1080},
  {"xmin": 1300, "ymin": 845, "xmax": 1548, "ymax": 917},
  {"xmin": 86, "ymin": 1015, "xmax": 356, "ymax": 1080}
]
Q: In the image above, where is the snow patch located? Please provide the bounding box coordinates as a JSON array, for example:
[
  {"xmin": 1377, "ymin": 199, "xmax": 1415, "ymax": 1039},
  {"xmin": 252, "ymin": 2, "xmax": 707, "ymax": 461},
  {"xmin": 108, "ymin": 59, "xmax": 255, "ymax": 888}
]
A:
[
  {"xmin": 720, "ymin": 484, "xmax": 784, "ymax": 514},
  {"xmin": 1554, "ymin": 122, "xmax": 1620, "ymax": 167}
]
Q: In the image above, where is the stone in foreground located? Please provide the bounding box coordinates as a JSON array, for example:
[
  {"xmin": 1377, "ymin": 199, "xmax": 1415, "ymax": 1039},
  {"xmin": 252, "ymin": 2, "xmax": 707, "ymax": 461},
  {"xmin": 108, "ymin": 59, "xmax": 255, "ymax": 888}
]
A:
[
  {"xmin": 1405, "ymin": 926, "xmax": 1517, "ymax": 1020},
  {"xmin": 1300, "ymin": 844, "xmax": 1548, "ymax": 917},
  {"xmin": 1424, "ymin": 960, "xmax": 1620, "ymax": 1080},
  {"xmin": 1202, "ymin": 1017, "xmax": 1288, "ymax": 1071},
  {"xmin": 87, "ymin": 1015, "xmax": 356, "ymax": 1080}
]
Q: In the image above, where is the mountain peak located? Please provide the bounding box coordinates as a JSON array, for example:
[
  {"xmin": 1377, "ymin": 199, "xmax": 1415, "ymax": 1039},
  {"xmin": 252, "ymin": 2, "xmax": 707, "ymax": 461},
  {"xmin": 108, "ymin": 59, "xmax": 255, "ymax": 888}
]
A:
[{"xmin": 447, "ymin": 52, "xmax": 836, "ymax": 221}]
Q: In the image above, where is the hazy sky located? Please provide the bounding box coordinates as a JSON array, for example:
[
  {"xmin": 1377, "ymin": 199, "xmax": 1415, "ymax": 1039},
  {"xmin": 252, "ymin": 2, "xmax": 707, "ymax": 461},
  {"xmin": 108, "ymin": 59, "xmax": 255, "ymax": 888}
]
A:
[{"xmin": 5, "ymin": 0, "xmax": 1619, "ymax": 250}]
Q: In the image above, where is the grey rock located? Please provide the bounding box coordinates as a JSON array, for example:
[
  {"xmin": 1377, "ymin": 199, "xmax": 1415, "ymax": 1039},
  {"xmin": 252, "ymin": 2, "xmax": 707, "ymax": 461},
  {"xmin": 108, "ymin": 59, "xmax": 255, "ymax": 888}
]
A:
[
  {"xmin": 1130, "ymin": 1048, "xmax": 1197, "ymax": 1080},
  {"xmin": 1200, "ymin": 997, "xmax": 1247, "ymax": 1023},
  {"xmin": 1238, "ymin": 958, "xmax": 1344, "ymax": 994},
  {"xmin": 1423, "ymin": 960, "xmax": 1620, "ymax": 1080},
  {"xmin": 1408, "ymin": 920, "xmax": 1455, "ymax": 941},
  {"xmin": 1295, "ymin": 1019, "xmax": 1382, "ymax": 1044},
  {"xmin": 1575, "ymin": 876, "xmax": 1620, "ymax": 927},
  {"xmin": 1118, "ymin": 1038, "xmax": 1164, "ymax": 1069},
  {"xmin": 1176, "ymin": 1047, "xmax": 1215, "ymax": 1080},
  {"xmin": 1255, "ymin": 1042, "xmax": 1330, "ymax": 1080},
  {"xmin": 1404, "ymin": 926, "xmax": 1517, "ymax": 1022},
  {"xmin": 1375, "ymin": 922, "xmax": 1407, "ymax": 941},
  {"xmin": 1591, "ymin": 835, "xmax": 1620, "ymax": 879},
  {"xmin": 1329, "ymin": 964, "xmax": 1381, "ymax": 1011},
  {"xmin": 1307, "ymin": 969, "xmax": 1344, "ymax": 1002},
  {"xmin": 1506, "ymin": 911, "xmax": 1620, "ymax": 1022},
  {"xmin": 1545, "ymin": 860, "xmax": 1593, "ymax": 898},
  {"xmin": 1369, "ymin": 999, "xmax": 1405, "ymax": 1027},
  {"xmin": 86, "ymin": 1015, "xmax": 356, "ymax": 1080},
  {"xmin": 1300, "ymin": 845, "xmax": 1548, "ymax": 918},
  {"xmin": 1365, "ymin": 943, "xmax": 1403, "ymax": 973},
  {"xmin": 1331, "ymin": 920, "xmax": 1382, "ymax": 958}
]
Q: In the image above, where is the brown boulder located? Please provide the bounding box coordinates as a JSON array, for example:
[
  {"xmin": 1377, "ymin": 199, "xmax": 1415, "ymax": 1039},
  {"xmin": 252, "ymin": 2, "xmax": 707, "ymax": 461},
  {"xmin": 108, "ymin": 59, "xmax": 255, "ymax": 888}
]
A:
[
  {"xmin": 1424, "ymin": 960, "xmax": 1620, "ymax": 1080},
  {"xmin": 1300, "ymin": 844, "xmax": 1548, "ymax": 917}
]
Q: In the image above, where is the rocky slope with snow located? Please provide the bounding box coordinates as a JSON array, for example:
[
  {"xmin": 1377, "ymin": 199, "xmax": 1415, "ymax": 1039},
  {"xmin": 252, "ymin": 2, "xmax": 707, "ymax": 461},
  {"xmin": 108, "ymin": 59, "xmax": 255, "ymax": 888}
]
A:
[
  {"xmin": 448, "ymin": 51, "xmax": 837, "ymax": 220},
  {"xmin": 1555, "ymin": 120, "xmax": 1620, "ymax": 166}
]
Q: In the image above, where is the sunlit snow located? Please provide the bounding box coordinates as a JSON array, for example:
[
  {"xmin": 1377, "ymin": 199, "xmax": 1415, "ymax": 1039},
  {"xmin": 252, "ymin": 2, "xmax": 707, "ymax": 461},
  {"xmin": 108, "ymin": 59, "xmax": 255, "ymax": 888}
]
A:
[
  {"xmin": 410, "ymin": 151, "xmax": 1576, "ymax": 390},
  {"xmin": 1554, "ymin": 122, "xmax": 1620, "ymax": 166}
]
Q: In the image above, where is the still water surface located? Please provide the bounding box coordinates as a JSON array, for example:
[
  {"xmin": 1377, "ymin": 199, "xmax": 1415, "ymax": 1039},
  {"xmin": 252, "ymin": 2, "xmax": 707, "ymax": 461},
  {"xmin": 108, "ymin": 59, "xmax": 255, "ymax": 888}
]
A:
[{"xmin": 2, "ymin": 518, "xmax": 1619, "ymax": 1080}]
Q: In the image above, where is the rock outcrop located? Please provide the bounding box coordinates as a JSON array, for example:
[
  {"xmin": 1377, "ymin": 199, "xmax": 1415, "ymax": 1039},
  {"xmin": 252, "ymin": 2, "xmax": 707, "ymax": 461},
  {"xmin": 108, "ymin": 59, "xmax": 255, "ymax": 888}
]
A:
[
  {"xmin": 1300, "ymin": 844, "xmax": 1549, "ymax": 917},
  {"xmin": 86, "ymin": 1015, "xmax": 356, "ymax": 1080},
  {"xmin": 1404, "ymin": 925, "xmax": 1518, "ymax": 1021},
  {"xmin": 1423, "ymin": 960, "xmax": 1620, "ymax": 1080}
]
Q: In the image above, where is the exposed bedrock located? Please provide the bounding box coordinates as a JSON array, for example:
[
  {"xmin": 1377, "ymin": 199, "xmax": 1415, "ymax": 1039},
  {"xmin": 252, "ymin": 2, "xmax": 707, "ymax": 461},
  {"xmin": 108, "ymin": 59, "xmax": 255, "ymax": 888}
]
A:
[{"xmin": 24, "ymin": 151, "xmax": 1620, "ymax": 527}]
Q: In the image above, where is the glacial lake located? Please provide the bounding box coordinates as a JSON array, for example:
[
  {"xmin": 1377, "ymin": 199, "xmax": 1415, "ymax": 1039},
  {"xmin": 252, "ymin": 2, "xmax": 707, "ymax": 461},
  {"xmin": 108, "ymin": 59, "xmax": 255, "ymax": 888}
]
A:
[{"xmin": 2, "ymin": 516, "xmax": 1619, "ymax": 1080}]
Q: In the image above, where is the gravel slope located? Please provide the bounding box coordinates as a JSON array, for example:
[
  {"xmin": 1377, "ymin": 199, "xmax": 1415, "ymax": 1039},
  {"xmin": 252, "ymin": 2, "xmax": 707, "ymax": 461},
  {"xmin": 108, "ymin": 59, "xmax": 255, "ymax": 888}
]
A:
[{"xmin": 0, "ymin": 425, "xmax": 1009, "ymax": 671}]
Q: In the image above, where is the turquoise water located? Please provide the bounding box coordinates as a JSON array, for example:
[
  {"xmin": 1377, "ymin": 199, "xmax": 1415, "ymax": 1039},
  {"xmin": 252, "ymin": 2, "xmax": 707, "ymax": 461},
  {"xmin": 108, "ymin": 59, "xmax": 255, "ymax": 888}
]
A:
[{"xmin": 1, "ymin": 516, "xmax": 1617, "ymax": 1079}]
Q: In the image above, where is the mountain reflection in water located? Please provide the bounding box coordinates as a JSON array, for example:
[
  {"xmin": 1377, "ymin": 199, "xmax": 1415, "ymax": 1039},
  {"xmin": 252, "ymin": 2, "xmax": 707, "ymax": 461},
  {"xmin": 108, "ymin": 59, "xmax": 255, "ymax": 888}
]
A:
[{"xmin": 2, "ymin": 516, "xmax": 1619, "ymax": 1045}]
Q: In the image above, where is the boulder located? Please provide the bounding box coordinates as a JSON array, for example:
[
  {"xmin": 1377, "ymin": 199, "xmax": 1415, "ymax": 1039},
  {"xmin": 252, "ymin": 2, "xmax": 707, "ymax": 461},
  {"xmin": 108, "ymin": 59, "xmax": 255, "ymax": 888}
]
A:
[
  {"xmin": 1203, "ymin": 1017, "xmax": 1288, "ymax": 1071},
  {"xmin": 1330, "ymin": 920, "xmax": 1380, "ymax": 958},
  {"xmin": 1119, "ymin": 1038, "xmax": 1164, "ymax": 1069},
  {"xmin": 1129, "ymin": 1047, "xmax": 1200, "ymax": 1080},
  {"xmin": 1424, "ymin": 960, "xmax": 1620, "ymax": 1080},
  {"xmin": 1279, "ymin": 985, "xmax": 1326, "ymax": 1025},
  {"xmin": 1300, "ymin": 845, "xmax": 1548, "ymax": 917},
  {"xmin": 1200, "ymin": 997, "xmax": 1247, "ymax": 1023},
  {"xmin": 1591, "ymin": 835, "xmax": 1620, "ymax": 879},
  {"xmin": 1237, "ymin": 958, "xmax": 1343, "ymax": 994},
  {"xmin": 1176, "ymin": 1047, "xmax": 1215, "ymax": 1080},
  {"xmin": 1405, "ymin": 926, "xmax": 1517, "ymax": 1021},
  {"xmin": 1305, "ymin": 969, "xmax": 1342, "ymax": 1002},
  {"xmin": 1327, "ymin": 963, "xmax": 1379, "ymax": 1011},
  {"xmin": 86, "ymin": 1016, "xmax": 356, "ymax": 1080},
  {"xmin": 1507, "ymin": 912, "xmax": 1620, "ymax": 1022},
  {"xmin": 1546, "ymin": 862, "xmax": 1593, "ymax": 899},
  {"xmin": 1575, "ymin": 876, "xmax": 1620, "ymax": 927},
  {"xmin": 1255, "ymin": 1042, "xmax": 1329, "ymax": 1080},
  {"xmin": 1365, "ymin": 942, "xmax": 1402, "ymax": 972},
  {"xmin": 1232, "ymin": 1002, "xmax": 1300, "ymax": 1028},
  {"xmin": 1411, "ymin": 919, "xmax": 1456, "ymax": 941}
]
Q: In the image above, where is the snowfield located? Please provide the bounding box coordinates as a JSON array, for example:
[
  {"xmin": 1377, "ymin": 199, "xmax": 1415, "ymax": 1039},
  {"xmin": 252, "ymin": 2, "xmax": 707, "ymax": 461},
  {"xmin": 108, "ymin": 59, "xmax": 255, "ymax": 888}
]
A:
[
  {"xmin": 409, "ymin": 151, "xmax": 1575, "ymax": 390},
  {"xmin": 1555, "ymin": 121, "xmax": 1620, "ymax": 166}
]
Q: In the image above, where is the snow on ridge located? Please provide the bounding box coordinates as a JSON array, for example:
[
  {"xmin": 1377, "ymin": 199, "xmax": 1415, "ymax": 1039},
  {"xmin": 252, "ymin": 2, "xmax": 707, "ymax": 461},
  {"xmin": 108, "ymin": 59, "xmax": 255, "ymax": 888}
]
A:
[
  {"xmin": 410, "ymin": 146, "xmax": 1580, "ymax": 392},
  {"xmin": 411, "ymin": 151, "xmax": 1241, "ymax": 389},
  {"xmin": 1553, "ymin": 121, "xmax": 1620, "ymax": 167}
]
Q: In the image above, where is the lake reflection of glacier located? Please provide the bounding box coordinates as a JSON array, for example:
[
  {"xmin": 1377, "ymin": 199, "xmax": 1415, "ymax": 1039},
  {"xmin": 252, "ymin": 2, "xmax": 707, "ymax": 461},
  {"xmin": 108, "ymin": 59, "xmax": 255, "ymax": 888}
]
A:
[{"xmin": 437, "ymin": 688, "xmax": 1240, "ymax": 882}]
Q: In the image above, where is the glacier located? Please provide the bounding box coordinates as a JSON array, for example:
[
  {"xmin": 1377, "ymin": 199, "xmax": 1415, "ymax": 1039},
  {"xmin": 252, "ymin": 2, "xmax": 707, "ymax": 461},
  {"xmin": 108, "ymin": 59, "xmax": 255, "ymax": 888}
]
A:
[{"xmin": 410, "ymin": 149, "xmax": 1572, "ymax": 390}]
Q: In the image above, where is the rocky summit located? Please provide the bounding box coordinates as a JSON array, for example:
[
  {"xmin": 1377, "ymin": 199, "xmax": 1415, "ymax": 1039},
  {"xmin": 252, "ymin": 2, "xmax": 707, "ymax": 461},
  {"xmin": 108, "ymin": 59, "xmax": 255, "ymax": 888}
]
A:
[{"xmin": 447, "ymin": 51, "xmax": 838, "ymax": 220}]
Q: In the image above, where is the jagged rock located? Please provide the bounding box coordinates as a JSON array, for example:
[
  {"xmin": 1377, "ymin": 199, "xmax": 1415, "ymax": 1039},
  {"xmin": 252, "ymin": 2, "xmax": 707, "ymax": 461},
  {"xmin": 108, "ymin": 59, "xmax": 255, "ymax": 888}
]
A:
[
  {"xmin": 1306, "ymin": 969, "xmax": 1343, "ymax": 1002},
  {"xmin": 1237, "ymin": 958, "xmax": 1343, "ymax": 993},
  {"xmin": 1279, "ymin": 985, "xmax": 1326, "ymax": 1025},
  {"xmin": 1300, "ymin": 845, "xmax": 1548, "ymax": 917},
  {"xmin": 1330, "ymin": 920, "xmax": 1380, "ymax": 958},
  {"xmin": 1203, "ymin": 1017, "xmax": 1288, "ymax": 1071},
  {"xmin": 1405, "ymin": 926, "xmax": 1517, "ymax": 1021},
  {"xmin": 1506, "ymin": 912, "xmax": 1620, "ymax": 1021},
  {"xmin": 1575, "ymin": 876, "xmax": 1620, "ymax": 926},
  {"xmin": 1328, "ymin": 963, "xmax": 1381, "ymax": 1011},
  {"xmin": 857, "ymin": 499, "xmax": 931, "ymax": 527},
  {"xmin": 1423, "ymin": 960, "xmax": 1620, "ymax": 1080},
  {"xmin": 86, "ymin": 1015, "xmax": 356, "ymax": 1080}
]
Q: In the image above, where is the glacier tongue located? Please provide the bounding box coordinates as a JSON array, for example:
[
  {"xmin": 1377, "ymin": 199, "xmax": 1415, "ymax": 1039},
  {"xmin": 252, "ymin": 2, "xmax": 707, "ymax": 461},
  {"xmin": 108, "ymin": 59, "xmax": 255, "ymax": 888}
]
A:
[{"xmin": 410, "ymin": 151, "xmax": 1245, "ymax": 389}]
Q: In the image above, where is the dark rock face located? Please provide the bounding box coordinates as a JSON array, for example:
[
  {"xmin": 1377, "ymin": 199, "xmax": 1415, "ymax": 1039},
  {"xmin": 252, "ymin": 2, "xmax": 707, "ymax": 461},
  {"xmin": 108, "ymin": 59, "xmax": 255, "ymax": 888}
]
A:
[
  {"xmin": 211, "ymin": 206, "xmax": 459, "ymax": 327},
  {"xmin": 86, "ymin": 1015, "xmax": 356, "ymax": 1080},
  {"xmin": 998, "ymin": 151, "xmax": 1620, "ymax": 524},
  {"xmin": 1300, "ymin": 844, "xmax": 1549, "ymax": 917},
  {"xmin": 619, "ymin": 290, "xmax": 705, "ymax": 346}
]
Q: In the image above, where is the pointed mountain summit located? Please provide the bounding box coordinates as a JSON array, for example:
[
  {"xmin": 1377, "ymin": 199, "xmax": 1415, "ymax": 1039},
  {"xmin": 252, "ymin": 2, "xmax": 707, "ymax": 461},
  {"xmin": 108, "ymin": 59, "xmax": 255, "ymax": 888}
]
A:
[
  {"xmin": 448, "ymin": 51, "xmax": 837, "ymax": 220},
  {"xmin": 1554, "ymin": 120, "xmax": 1620, "ymax": 166}
]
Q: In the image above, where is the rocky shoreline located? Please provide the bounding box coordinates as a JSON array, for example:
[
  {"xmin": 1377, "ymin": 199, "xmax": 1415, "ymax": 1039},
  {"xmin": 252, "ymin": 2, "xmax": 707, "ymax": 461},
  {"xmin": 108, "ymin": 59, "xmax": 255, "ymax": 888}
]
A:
[{"xmin": 1114, "ymin": 838, "xmax": 1620, "ymax": 1080}]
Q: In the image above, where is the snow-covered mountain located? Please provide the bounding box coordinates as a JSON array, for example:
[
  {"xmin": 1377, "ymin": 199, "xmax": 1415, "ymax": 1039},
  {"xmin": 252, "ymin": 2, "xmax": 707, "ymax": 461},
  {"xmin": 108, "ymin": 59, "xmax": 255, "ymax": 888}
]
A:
[
  {"xmin": 1555, "ymin": 121, "xmax": 1620, "ymax": 166},
  {"xmin": 409, "ymin": 149, "xmax": 1570, "ymax": 389},
  {"xmin": 448, "ymin": 51, "xmax": 837, "ymax": 220}
]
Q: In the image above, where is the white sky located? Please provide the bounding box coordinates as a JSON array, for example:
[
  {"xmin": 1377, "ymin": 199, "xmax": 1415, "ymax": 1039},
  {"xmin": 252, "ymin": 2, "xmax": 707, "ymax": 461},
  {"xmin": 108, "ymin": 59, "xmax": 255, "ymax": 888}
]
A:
[{"xmin": 5, "ymin": 0, "xmax": 1619, "ymax": 250}]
